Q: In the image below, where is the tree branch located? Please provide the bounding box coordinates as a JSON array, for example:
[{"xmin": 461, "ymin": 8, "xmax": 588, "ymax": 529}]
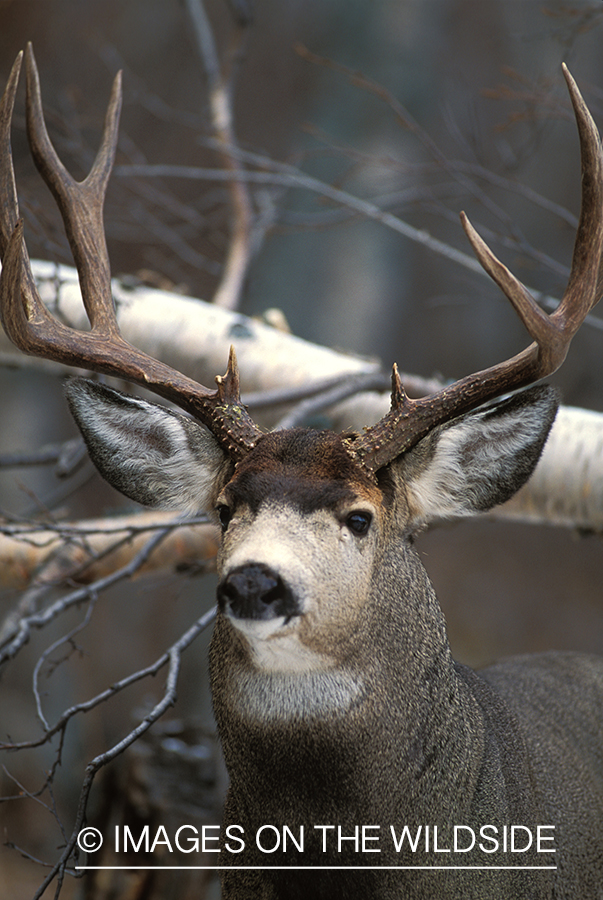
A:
[{"xmin": 184, "ymin": 0, "xmax": 255, "ymax": 311}]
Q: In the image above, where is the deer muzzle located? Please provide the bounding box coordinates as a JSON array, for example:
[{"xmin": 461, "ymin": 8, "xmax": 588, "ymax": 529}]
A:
[{"xmin": 217, "ymin": 563, "xmax": 300, "ymax": 623}]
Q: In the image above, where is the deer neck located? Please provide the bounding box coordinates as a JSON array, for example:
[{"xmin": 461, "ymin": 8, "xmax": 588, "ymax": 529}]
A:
[{"xmin": 209, "ymin": 542, "xmax": 490, "ymax": 826}]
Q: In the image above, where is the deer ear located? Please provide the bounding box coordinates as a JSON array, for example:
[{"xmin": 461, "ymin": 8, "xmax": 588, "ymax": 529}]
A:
[
  {"xmin": 398, "ymin": 384, "xmax": 559, "ymax": 527},
  {"xmin": 64, "ymin": 378, "xmax": 230, "ymax": 513}
]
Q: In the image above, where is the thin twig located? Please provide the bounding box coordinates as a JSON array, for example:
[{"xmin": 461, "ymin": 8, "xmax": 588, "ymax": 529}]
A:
[
  {"xmin": 28, "ymin": 604, "xmax": 216, "ymax": 899},
  {"xmin": 184, "ymin": 0, "xmax": 255, "ymax": 311},
  {"xmin": 273, "ymin": 372, "xmax": 386, "ymax": 430},
  {"xmin": 0, "ymin": 438, "xmax": 84, "ymax": 471},
  {"xmin": 1, "ymin": 607, "xmax": 216, "ymax": 752},
  {"xmin": 113, "ymin": 158, "xmax": 603, "ymax": 331},
  {"xmin": 32, "ymin": 599, "xmax": 96, "ymax": 732},
  {"xmin": 0, "ymin": 527, "xmax": 172, "ymax": 667}
]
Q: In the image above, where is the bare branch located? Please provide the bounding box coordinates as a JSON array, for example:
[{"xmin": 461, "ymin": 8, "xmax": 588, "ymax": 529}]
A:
[
  {"xmin": 0, "ymin": 511, "xmax": 218, "ymax": 642},
  {"xmin": 0, "ymin": 526, "xmax": 178, "ymax": 667},
  {"xmin": 32, "ymin": 599, "xmax": 96, "ymax": 731},
  {"xmin": 0, "ymin": 436, "xmax": 84, "ymax": 470},
  {"xmin": 112, "ymin": 155, "xmax": 603, "ymax": 332},
  {"xmin": 1, "ymin": 606, "xmax": 216, "ymax": 753},
  {"xmin": 184, "ymin": 0, "xmax": 255, "ymax": 311},
  {"xmin": 18, "ymin": 603, "xmax": 216, "ymax": 899}
]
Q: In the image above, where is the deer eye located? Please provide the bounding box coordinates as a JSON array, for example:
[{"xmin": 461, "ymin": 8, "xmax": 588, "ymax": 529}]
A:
[
  {"xmin": 346, "ymin": 511, "xmax": 372, "ymax": 536},
  {"xmin": 217, "ymin": 504, "xmax": 232, "ymax": 532}
]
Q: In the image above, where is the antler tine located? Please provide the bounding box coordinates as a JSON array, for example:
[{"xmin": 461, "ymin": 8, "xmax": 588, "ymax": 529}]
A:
[
  {"xmin": 0, "ymin": 43, "xmax": 124, "ymax": 355},
  {"xmin": 0, "ymin": 50, "xmax": 22, "ymax": 255},
  {"xmin": 0, "ymin": 47, "xmax": 262, "ymax": 459},
  {"xmin": 0, "ymin": 49, "xmax": 61, "ymax": 352},
  {"xmin": 24, "ymin": 42, "xmax": 121, "ymax": 334},
  {"xmin": 346, "ymin": 65, "xmax": 603, "ymax": 475},
  {"xmin": 555, "ymin": 64, "xmax": 603, "ymax": 335},
  {"xmin": 460, "ymin": 64, "xmax": 603, "ymax": 375}
]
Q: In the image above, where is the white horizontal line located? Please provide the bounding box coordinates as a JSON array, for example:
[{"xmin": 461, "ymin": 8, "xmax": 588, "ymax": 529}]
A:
[{"xmin": 76, "ymin": 865, "xmax": 558, "ymax": 871}]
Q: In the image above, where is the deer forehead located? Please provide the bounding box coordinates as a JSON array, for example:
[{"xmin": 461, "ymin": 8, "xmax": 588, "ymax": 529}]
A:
[{"xmin": 219, "ymin": 428, "xmax": 385, "ymax": 517}]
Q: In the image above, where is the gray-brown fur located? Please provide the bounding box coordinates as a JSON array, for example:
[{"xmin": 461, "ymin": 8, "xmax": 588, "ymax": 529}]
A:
[{"xmin": 65, "ymin": 379, "xmax": 603, "ymax": 899}]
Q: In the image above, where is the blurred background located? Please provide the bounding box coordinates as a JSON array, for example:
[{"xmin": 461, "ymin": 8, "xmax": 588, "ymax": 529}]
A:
[{"xmin": 0, "ymin": 1, "xmax": 602, "ymax": 897}]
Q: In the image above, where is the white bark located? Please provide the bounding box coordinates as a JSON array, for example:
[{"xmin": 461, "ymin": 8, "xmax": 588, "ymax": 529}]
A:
[
  {"xmin": 0, "ymin": 260, "xmax": 376, "ymax": 408},
  {"xmin": 0, "ymin": 511, "xmax": 218, "ymax": 591},
  {"xmin": 499, "ymin": 406, "xmax": 603, "ymax": 530}
]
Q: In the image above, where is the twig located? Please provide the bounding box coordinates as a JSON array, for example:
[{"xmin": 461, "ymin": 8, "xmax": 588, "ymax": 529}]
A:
[
  {"xmin": 114, "ymin": 157, "xmax": 603, "ymax": 332},
  {"xmin": 0, "ymin": 527, "xmax": 173, "ymax": 667},
  {"xmin": 241, "ymin": 373, "xmax": 387, "ymax": 409},
  {"xmin": 0, "ymin": 437, "xmax": 84, "ymax": 471},
  {"xmin": 0, "ymin": 511, "xmax": 218, "ymax": 622},
  {"xmin": 27, "ymin": 604, "xmax": 216, "ymax": 899},
  {"xmin": 1, "ymin": 607, "xmax": 216, "ymax": 752},
  {"xmin": 274, "ymin": 372, "xmax": 387, "ymax": 430},
  {"xmin": 184, "ymin": 0, "xmax": 255, "ymax": 311},
  {"xmin": 32, "ymin": 599, "xmax": 96, "ymax": 732}
]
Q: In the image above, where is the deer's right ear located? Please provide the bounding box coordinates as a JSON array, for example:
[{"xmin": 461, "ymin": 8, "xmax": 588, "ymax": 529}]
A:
[
  {"xmin": 64, "ymin": 379, "xmax": 230, "ymax": 513},
  {"xmin": 394, "ymin": 384, "xmax": 559, "ymax": 528}
]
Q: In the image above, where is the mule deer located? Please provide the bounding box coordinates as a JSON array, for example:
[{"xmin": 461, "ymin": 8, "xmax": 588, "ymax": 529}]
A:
[{"xmin": 1, "ymin": 46, "xmax": 603, "ymax": 900}]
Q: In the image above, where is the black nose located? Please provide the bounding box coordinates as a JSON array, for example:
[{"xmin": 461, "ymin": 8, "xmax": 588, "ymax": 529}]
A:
[{"xmin": 217, "ymin": 563, "xmax": 299, "ymax": 622}]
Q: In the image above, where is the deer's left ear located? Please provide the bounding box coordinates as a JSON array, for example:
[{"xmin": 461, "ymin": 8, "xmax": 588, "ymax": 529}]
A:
[
  {"xmin": 65, "ymin": 378, "xmax": 231, "ymax": 513},
  {"xmin": 393, "ymin": 384, "xmax": 559, "ymax": 527}
]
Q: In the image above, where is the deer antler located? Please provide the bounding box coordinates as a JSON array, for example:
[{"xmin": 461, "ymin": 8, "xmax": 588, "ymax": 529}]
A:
[
  {"xmin": 0, "ymin": 45, "xmax": 261, "ymax": 460},
  {"xmin": 1, "ymin": 50, "xmax": 601, "ymax": 475},
  {"xmin": 345, "ymin": 64, "xmax": 603, "ymax": 474}
]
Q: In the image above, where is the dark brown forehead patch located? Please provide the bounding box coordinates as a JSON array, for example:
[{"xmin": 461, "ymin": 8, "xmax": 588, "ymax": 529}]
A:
[{"xmin": 223, "ymin": 428, "xmax": 382, "ymax": 515}]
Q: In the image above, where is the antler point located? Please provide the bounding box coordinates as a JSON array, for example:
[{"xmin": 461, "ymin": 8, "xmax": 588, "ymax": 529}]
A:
[{"xmin": 390, "ymin": 363, "xmax": 407, "ymax": 409}]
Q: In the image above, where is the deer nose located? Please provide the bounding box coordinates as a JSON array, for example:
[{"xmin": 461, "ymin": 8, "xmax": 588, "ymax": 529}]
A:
[{"xmin": 217, "ymin": 563, "xmax": 299, "ymax": 622}]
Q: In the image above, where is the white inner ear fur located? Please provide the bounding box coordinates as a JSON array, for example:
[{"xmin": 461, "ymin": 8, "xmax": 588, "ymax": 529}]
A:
[
  {"xmin": 65, "ymin": 380, "xmax": 227, "ymax": 513},
  {"xmin": 106, "ymin": 401, "xmax": 226, "ymax": 513},
  {"xmin": 403, "ymin": 392, "xmax": 556, "ymax": 527}
]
